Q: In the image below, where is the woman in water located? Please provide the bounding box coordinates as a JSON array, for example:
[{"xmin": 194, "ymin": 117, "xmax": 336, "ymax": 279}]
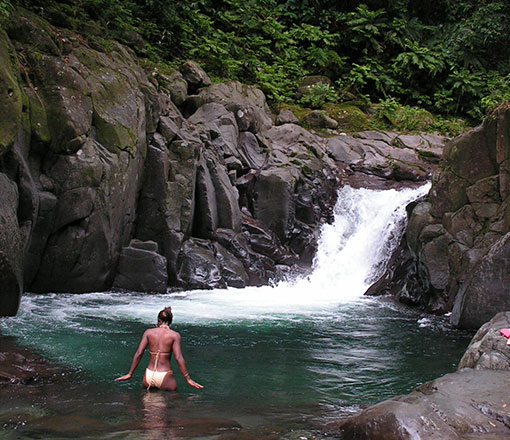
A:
[{"xmin": 115, "ymin": 307, "xmax": 203, "ymax": 391}]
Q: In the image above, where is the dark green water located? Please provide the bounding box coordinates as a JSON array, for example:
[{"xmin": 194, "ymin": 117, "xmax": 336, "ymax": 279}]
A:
[{"xmin": 0, "ymin": 292, "xmax": 473, "ymax": 439}]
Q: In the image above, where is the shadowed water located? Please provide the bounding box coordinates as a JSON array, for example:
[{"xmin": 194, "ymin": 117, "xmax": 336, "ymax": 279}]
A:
[{"xmin": 0, "ymin": 185, "xmax": 474, "ymax": 439}]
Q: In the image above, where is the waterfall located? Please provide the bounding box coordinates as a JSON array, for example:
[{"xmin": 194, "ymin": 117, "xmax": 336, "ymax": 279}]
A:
[
  {"xmin": 306, "ymin": 184, "xmax": 431, "ymax": 299},
  {"xmin": 0, "ymin": 184, "xmax": 431, "ymax": 328},
  {"xmin": 156, "ymin": 183, "xmax": 431, "ymax": 322}
]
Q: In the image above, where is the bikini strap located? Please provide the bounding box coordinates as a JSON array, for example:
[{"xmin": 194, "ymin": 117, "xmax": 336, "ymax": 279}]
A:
[{"xmin": 147, "ymin": 350, "xmax": 161, "ymax": 391}]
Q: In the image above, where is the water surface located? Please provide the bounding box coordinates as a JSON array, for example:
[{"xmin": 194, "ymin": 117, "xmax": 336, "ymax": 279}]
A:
[{"xmin": 0, "ymin": 185, "xmax": 474, "ymax": 439}]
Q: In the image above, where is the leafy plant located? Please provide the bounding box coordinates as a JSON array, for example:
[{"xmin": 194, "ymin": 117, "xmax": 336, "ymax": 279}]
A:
[
  {"xmin": 298, "ymin": 82, "xmax": 338, "ymax": 109},
  {"xmin": 0, "ymin": 0, "xmax": 13, "ymax": 26}
]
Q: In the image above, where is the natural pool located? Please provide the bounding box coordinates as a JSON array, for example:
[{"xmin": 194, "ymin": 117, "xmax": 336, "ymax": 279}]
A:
[{"xmin": 0, "ymin": 185, "xmax": 474, "ymax": 439}]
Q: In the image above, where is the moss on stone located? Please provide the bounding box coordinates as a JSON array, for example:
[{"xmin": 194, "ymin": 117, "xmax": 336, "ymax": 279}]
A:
[
  {"xmin": 324, "ymin": 102, "xmax": 371, "ymax": 132},
  {"xmin": 417, "ymin": 149, "xmax": 439, "ymax": 163},
  {"xmin": 0, "ymin": 31, "xmax": 23, "ymax": 157},
  {"xmin": 27, "ymin": 88, "xmax": 51, "ymax": 145},
  {"xmin": 93, "ymin": 111, "xmax": 137, "ymax": 156}
]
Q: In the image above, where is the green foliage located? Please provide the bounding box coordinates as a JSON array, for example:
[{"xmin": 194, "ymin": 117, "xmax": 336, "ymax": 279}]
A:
[
  {"xmin": 373, "ymin": 98, "xmax": 469, "ymax": 135},
  {"xmin": 13, "ymin": 0, "xmax": 510, "ymax": 124},
  {"xmin": 298, "ymin": 83, "xmax": 338, "ymax": 109},
  {"xmin": 0, "ymin": 0, "xmax": 13, "ymax": 26}
]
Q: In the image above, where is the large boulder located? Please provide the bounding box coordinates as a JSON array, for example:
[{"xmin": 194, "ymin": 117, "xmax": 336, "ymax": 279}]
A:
[
  {"xmin": 0, "ymin": 174, "xmax": 23, "ymax": 316},
  {"xmin": 459, "ymin": 311, "xmax": 510, "ymax": 370},
  {"xmin": 452, "ymin": 234, "xmax": 510, "ymax": 329},
  {"xmin": 175, "ymin": 238, "xmax": 249, "ymax": 290},
  {"xmin": 186, "ymin": 81, "xmax": 273, "ymax": 133},
  {"xmin": 112, "ymin": 240, "xmax": 168, "ymax": 293},
  {"xmin": 330, "ymin": 312, "xmax": 510, "ymax": 439},
  {"xmin": 179, "ymin": 60, "xmax": 211, "ymax": 93},
  {"xmin": 333, "ymin": 369, "xmax": 510, "ymax": 440},
  {"xmin": 366, "ymin": 104, "xmax": 510, "ymax": 327},
  {"xmin": 251, "ymin": 168, "xmax": 298, "ymax": 243}
]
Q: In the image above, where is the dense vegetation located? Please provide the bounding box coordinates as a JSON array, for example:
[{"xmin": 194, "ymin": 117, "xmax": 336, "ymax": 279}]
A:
[{"xmin": 5, "ymin": 0, "xmax": 510, "ymax": 126}]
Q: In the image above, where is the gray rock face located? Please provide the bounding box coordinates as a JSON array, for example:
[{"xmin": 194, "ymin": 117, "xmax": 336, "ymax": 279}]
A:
[
  {"xmin": 252, "ymin": 168, "xmax": 297, "ymax": 243},
  {"xmin": 452, "ymin": 235, "xmax": 510, "ymax": 329},
  {"xmin": 366, "ymin": 105, "xmax": 510, "ymax": 328},
  {"xmin": 0, "ymin": 10, "xmax": 449, "ymax": 315},
  {"xmin": 331, "ymin": 312, "xmax": 510, "ymax": 440},
  {"xmin": 176, "ymin": 239, "xmax": 226, "ymax": 290},
  {"xmin": 0, "ymin": 174, "xmax": 23, "ymax": 316},
  {"xmin": 327, "ymin": 131, "xmax": 445, "ymax": 183},
  {"xmin": 459, "ymin": 311, "xmax": 510, "ymax": 370},
  {"xmin": 113, "ymin": 240, "xmax": 168, "ymax": 293}
]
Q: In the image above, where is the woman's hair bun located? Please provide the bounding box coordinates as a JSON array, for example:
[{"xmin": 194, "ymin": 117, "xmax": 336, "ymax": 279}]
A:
[{"xmin": 158, "ymin": 306, "xmax": 173, "ymax": 324}]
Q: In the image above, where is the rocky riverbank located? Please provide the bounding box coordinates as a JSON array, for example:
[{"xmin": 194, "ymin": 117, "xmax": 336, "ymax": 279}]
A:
[
  {"xmin": 0, "ymin": 8, "xmax": 443, "ymax": 317},
  {"xmin": 367, "ymin": 104, "xmax": 510, "ymax": 330},
  {"xmin": 329, "ymin": 311, "xmax": 510, "ymax": 439}
]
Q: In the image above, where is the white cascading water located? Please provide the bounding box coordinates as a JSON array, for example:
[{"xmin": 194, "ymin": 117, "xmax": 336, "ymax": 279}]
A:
[
  {"xmin": 1, "ymin": 184, "xmax": 431, "ymax": 330},
  {"xmin": 144, "ymin": 183, "xmax": 432, "ymax": 323}
]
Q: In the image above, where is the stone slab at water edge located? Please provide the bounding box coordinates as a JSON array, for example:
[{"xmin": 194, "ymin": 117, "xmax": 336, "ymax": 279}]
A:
[{"xmin": 329, "ymin": 311, "xmax": 510, "ymax": 439}]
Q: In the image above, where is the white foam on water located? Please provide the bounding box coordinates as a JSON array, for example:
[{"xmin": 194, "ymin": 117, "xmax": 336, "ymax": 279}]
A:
[{"xmin": 1, "ymin": 184, "xmax": 430, "ymax": 330}]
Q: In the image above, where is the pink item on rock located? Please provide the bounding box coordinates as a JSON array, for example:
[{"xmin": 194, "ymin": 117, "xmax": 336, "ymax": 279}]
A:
[{"xmin": 499, "ymin": 328, "xmax": 510, "ymax": 341}]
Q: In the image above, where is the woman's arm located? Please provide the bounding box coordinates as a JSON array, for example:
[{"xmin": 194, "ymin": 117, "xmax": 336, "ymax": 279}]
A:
[
  {"xmin": 115, "ymin": 330, "xmax": 149, "ymax": 381},
  {"xmin": 172, "ymin": 332, "xmax": 203, "ymax": 389}
]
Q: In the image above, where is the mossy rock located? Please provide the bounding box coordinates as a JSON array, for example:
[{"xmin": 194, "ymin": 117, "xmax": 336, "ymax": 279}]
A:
[
  {"xmin": 323, "ymin": 103, "xmax": 371, "ymax": 132},
  {"xmin": 26, "ymin": 88, "xmax": 51, "ymax": 145},
  {"xmin": 0, "ymin": 31, "xmax": 23, "ymax": 157},
  {"xmin": 6, "ymin": 9, "xmax": 61, "ymax": 56}
]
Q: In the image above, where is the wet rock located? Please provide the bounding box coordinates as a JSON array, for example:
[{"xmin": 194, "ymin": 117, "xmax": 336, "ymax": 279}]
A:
[
  {"xmin": 112, "ymin": 240, "xmax": 168, "ymax": 293},
  {"xmin": 0, "ymin": 335, "xmax": 61, "ymax": 384},
  {"xmin": 0, "ymin": 174, "xmax": 23, "ymax": 316},
  {"xmin": 332, "ymin": 311, "xmax": 510, "ymax": 439},
  {"xmin": 459, "ymin": 311, "xmax": 510, "ymax": 370},
  {"xmin": 332, "ymin": 369, "xmax": 510, "ymax": 440},
  {"xmin": 213, "ymin": 242, "xmax": 249, "ymax": 288},
  {"xmin": 176, "ymin": 238, "xmax": 226, "ymax": 289},
  {"xmin": 452, "ymin": 233, "xmax": 510, "ymax": 329},
  {"xmin": 211, "ymin": 229, "xmax": 275, "ymax": 285}
]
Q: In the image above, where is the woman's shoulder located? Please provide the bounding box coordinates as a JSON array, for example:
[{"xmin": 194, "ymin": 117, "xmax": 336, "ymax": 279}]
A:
[{"xmin": 169, "ymin": 329, "xmax": 181, "ymax": 338}]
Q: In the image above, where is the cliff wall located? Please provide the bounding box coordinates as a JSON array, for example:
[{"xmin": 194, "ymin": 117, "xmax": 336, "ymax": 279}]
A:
[
  {"xmin": 0, "ymin": 9, "xmax": 444, "ymax": 316},
  {"xmin": 368, "ymin": 104, "xmax": 510, "ymax": 329}
]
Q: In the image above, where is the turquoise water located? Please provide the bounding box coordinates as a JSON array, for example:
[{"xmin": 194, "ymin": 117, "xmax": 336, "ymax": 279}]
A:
[
  {"xmin": 0, "ymin": 292, "xmax": 473, "ymax": 439},
  {"xmin": 0, "ymin": 185, "xmax": 474, "ymax": 438}
]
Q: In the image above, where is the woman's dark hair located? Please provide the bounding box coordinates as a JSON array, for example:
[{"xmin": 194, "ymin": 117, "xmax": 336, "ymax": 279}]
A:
[{"xmin": 158, "ymin": 306, "xmax": 173, "ymax": 325}]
